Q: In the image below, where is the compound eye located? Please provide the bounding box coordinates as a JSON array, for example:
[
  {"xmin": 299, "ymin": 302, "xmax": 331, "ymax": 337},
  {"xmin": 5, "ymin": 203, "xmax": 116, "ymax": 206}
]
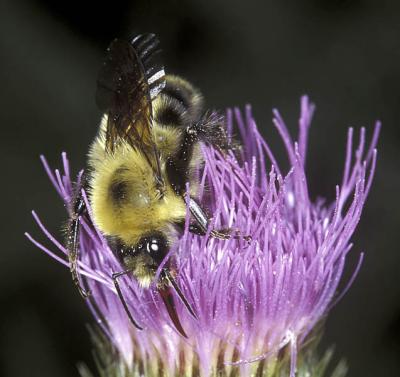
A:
[
  {"xmin": 143, "ymin": 234, "xmax": 168, "ymax": 264},
  {"xmin": 147, "ymin": 239, "xmax": 159, "ymax": 253}
]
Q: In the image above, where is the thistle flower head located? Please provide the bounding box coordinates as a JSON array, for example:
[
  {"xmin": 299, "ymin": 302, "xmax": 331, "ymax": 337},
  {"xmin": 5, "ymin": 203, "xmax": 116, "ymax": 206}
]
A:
[{"xmin": 27, "ymin": 97, "xmax": 380, "ymax": 377}]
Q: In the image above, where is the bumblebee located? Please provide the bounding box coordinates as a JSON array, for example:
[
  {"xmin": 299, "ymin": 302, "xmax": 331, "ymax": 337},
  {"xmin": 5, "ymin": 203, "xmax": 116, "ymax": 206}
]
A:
[{"xmin": 67, "ymin": 34, "xmax": 247, "ymax": 337}]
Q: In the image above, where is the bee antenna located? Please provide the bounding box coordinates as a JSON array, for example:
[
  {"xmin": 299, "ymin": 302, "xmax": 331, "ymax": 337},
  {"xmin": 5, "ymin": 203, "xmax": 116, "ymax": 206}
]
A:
[
  {"xmin": 163, "ymin": 270, "xmax": 198, "ymax": 320},
  {"xmin": 112, "ymin": 270, "xmax": 144, "ymax": 331}
]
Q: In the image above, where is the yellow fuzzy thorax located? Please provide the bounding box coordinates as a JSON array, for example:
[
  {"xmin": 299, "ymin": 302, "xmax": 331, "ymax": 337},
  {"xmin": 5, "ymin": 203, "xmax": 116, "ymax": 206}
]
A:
[{"xmin": 87, "ymin": 127, "xmax": 186, "ymax": 245}]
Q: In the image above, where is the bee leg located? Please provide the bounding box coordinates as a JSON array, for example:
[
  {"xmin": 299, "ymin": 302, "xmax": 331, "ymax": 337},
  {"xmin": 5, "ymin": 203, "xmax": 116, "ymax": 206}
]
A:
[
  {"xmin": 112, "ymin": 269, "xmax": 143, "ymax": 330},
  {"xmin": 166, "ymin": 114, "xmax": 231, "ymax": 197},
  {"xmin": 67, "ymin": 191, "xmax": 91, "ymax": 298},
  {"xmin": 188, "ymin": 197, "xmax": 252, "ymax": 243},
  {"xmin": 193, "ymin": 110, "xmax": 231, "ymax": 152}
]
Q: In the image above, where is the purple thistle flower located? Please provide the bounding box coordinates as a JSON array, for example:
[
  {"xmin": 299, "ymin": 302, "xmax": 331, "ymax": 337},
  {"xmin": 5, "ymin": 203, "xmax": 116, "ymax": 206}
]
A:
[{"xmin": 26, "ymin": 96, "xmax": 380, "ymax": 377}]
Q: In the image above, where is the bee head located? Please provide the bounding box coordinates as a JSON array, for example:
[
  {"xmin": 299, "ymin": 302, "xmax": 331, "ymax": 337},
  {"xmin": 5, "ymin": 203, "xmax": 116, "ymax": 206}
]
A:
[
  {"xmin": 113, "ymin": 232, "xmax": 170, "ymax": 288},
  {"xmin": 135, "ymin": 233, "xmax": 169, "ymax": 265}
]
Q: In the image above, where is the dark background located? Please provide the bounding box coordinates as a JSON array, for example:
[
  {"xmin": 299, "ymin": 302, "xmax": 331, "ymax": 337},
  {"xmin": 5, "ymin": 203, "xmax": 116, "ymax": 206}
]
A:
[{"xmin": 1, "ymin": 0, "xmax": 399, "ymax": 376}]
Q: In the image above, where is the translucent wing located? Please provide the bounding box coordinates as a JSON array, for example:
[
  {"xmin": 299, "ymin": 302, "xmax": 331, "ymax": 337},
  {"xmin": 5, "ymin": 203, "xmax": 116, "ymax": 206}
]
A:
[{"xmin": 96, "ymin": 34, "xmax": 165, "ymax": 153}]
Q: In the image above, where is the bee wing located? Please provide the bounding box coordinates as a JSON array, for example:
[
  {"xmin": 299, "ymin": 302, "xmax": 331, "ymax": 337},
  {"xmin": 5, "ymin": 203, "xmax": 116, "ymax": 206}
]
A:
[{"xmin": 96, "ymin": 34, "xmax": 165, "ymax": 153}]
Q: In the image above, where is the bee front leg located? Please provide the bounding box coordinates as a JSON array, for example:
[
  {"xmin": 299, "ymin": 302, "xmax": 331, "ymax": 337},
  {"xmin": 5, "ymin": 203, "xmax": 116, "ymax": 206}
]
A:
[
  {"xmin": 67, "ymin": 189, "xmax": 90, "ymax": 298},
  {"xmin": 188, "ymin": 197, "xmax": 252, "ymax": 242}
]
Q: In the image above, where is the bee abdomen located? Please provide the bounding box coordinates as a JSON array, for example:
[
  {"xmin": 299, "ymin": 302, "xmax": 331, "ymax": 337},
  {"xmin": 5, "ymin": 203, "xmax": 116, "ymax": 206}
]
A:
[{"xmin": 154, "ymin": 75, "xmax": 204, "ymax": 128}]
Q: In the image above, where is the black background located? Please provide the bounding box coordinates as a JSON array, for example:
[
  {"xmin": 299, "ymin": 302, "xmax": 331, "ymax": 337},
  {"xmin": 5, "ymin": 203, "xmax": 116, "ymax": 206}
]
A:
[{"xmin": 1, "ymin": 0, "xmax": 399, "ymax": 376}]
